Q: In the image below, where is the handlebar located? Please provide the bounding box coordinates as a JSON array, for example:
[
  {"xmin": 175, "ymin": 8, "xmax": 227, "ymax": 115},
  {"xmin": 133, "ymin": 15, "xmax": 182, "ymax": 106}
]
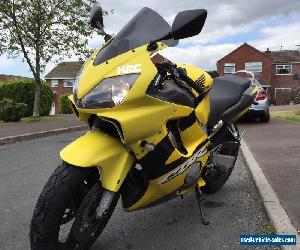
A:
[{"xmin": 155, "ymin": 60, "xmax": 206, "ymax": 97}]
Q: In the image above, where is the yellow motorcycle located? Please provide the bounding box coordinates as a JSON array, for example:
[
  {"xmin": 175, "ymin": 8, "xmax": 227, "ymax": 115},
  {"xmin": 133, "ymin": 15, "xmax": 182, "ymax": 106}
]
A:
[{"xmin": 30, "ymin": 5, "xmax": 258, "ymax": 250}]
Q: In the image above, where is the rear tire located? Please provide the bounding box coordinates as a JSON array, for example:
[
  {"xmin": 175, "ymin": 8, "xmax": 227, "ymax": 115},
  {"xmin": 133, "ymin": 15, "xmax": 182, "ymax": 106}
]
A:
[
  {"xmin": 201, "ymin": 124, "xmax": 239, "ymax": 194},
  {"xmin": 30, "ymin": 161, "xmax": 117, "ymax": 250}
]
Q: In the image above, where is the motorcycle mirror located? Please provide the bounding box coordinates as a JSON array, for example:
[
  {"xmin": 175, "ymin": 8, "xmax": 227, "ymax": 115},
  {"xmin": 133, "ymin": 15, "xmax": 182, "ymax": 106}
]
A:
[
  {"xmin": 90, "ymin": 4, "xmax": 104, "ymax": 31},
  {"xmin": 170, "ymin": 9, "xmax": 207, "ymax": 40}
]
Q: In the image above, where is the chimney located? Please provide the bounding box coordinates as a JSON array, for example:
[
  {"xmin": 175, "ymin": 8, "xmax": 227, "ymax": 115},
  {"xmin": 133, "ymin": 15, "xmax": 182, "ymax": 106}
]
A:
[{"xmin": 265, "ymin": 48, "xmax": 271, "ymax": 53}]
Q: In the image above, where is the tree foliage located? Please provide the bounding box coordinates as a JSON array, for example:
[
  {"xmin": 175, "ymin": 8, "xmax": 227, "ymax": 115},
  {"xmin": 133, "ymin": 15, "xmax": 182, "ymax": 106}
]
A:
[
  {"xmin": 0, "ymin": 79, "xmax": 53, "ymax": 116},
  {"xmin": 0, "ymin": 0, "xmax": 107, "ymax": 116},
  {"xmin": 0, "ymin": 98, "xmax": 27, "ymax": 122},
  {"xmin": 207, "ymin": 70, "xmax": 219, "ymax": 78},
  {"xmin": 60, "ymin": 94, "xmax": 73, "ymax": 114}
]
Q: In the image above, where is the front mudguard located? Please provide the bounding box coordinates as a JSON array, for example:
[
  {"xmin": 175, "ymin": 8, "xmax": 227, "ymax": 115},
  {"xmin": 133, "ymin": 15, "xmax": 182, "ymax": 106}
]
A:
[{"xmin": 60, "ymin": 131, "xmax": 135, "ymax": 192}]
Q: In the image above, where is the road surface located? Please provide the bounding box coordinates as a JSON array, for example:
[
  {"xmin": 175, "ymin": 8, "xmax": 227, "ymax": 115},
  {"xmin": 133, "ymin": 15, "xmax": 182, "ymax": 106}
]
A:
[{"xmin": 0, "ymin": 131, "xmax": 278, "ymax": 249}]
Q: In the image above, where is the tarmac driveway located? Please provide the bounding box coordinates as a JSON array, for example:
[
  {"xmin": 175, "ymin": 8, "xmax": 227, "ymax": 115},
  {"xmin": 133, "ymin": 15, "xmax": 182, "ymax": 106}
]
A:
[
  {"xmin": 0, "ymin": 131, "xmax": 278, "ymax": 249},
  {"xmin": 240, "ymin": 118, "xmax": 300, "ymax": 231}
]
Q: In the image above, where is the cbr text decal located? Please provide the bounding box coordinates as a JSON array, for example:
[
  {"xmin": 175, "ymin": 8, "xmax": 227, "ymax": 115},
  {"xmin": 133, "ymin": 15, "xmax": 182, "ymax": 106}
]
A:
[{"xmin": 159, "ymin": 146, "xmax": 207, "ymax": 184}]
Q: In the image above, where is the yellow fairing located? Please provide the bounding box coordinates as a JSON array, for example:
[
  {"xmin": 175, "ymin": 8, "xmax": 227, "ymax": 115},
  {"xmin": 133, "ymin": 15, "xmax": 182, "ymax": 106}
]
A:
[
  {"xmin": 60, "ymin": 131, "xmax": 134, "ymax": 192},
  {"xmin": 177, "ymin": 64, "xmax": 213, "ymax": 125},
  {"xmin": 126, "ymin": 147, "xmax": 210, "ymax": 211}
]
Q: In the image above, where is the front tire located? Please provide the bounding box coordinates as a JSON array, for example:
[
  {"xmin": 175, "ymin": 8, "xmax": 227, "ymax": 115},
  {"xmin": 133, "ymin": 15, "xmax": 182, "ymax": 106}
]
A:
[{"xmin": 30, "ymin": 162, "xmax": 117, "ymax": 250}]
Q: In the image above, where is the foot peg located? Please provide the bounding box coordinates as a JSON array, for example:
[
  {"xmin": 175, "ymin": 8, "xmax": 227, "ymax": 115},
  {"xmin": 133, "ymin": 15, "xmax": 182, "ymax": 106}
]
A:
[{"xmin": 195, "ymin": 186, "xmax": 210, "ymax": 225}]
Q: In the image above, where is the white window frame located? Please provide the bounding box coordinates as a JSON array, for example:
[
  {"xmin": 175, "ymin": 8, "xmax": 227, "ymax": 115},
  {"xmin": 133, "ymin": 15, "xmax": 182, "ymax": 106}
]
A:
[
  {"xmin": 51, "ymin": 79, "xmax": 58, "ymax": 87},
  {"xmin": 63, "ymin": 79, "xmax": 75, "ymax": 88},
  {"xmin": 276, "ymin": 65, "xmax": 292, "ymax": 75},
  {"xmin": 245, "ymin": 62, "xmax": 262, "ymax": 73},
  {"xmin": 224, "ymin": 63, "xmax": 235, "ymax": 74}
]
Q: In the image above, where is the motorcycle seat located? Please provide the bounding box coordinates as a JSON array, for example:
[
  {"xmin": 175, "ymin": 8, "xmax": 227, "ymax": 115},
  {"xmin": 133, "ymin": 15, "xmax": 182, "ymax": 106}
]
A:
[{"xmin": 207, "ymin": 75, "xmax": 251, "ymax": 127}]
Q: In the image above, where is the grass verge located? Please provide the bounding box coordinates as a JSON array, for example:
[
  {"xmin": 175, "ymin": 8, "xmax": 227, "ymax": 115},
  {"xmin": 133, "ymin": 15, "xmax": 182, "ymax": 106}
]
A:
[{"xmin": 271, "ymin": 110, "xmax": 300, "ymax": 123}]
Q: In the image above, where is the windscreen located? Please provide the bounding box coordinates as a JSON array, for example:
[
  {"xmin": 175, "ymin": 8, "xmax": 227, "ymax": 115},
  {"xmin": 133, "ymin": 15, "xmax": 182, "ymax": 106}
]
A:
[{"xmin": 94, "ymin": 7, "xmax": 178, "ymax": 66}]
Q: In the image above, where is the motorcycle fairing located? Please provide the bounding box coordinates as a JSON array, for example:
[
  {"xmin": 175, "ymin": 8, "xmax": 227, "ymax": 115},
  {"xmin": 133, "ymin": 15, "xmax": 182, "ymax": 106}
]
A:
[
  {"xmin": 60, "ymin": 130, "xmax": 135, "ymax": 192},
  {"xmin": 125, "ymin": 141, "xmax": 210, "ymax": 211},
  {"xmin": 122, "ymin": 117, "xmax": 210, "ymax": 210}
]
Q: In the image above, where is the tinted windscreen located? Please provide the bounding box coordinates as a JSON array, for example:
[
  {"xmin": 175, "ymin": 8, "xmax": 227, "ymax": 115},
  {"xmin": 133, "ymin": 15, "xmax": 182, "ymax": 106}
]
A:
[{"xmin": 94, "ymin": 7, "xmax": 178, "ymax": 66}]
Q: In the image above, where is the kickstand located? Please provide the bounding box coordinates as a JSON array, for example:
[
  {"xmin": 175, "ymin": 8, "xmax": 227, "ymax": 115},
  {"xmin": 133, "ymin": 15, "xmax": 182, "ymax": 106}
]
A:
[{"xmin": 195, "ymin": 186, "xmax": 210, "ymax": 225}]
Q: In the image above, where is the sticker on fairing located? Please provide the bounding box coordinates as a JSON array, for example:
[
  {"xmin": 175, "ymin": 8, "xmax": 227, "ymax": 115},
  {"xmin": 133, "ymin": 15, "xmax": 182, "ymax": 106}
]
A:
[
  {"xmin": 117, "ymin": 64, "xmax": 141, "ymax": 75},
  {"xmin": 159, "ymin": 146, "xmax": 207, "ymax": 184}
]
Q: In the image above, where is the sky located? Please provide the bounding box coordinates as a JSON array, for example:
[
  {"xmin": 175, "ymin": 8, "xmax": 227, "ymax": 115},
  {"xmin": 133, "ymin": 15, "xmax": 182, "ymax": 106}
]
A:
[{"xmin": 1, "ymin": 0, "xmax": 300, "ymax": 78}]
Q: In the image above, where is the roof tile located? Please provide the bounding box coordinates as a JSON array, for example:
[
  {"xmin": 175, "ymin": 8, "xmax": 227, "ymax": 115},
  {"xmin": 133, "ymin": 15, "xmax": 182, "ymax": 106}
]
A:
[
  {"xmin": 266, "ymin": 50, "xmax": 300, "ymax": 63},
  {"xmin": 44, "ymin": 61, "xmax": 83, "ymax": 79}
]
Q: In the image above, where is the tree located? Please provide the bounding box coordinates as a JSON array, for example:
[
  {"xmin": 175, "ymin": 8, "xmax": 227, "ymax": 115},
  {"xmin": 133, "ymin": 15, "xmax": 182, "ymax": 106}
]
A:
[
  {"xmin": 0, "ymin": 0, "xmax": 107, "ymax": 116},
  {"xmin": 207, "ymin": 70, "xmax": 219, "ymax": 78}
]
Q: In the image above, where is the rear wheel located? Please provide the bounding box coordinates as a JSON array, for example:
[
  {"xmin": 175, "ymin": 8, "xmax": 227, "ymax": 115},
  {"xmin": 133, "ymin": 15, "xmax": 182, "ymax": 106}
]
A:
[
  {"xmin": 30, "ymin": 161, "xmax": 118, "ymax": 250},
  {"xmin": 201, "ymin": 124, "xmax": 239, "ymax": 194},
  {"xmin": 261, "ymin": 111, "xmax": 270, "ymax": 123}
]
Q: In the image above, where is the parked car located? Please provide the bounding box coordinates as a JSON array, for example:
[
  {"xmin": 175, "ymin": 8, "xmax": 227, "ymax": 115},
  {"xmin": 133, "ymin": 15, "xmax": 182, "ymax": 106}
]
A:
[
  {"xmin": 247, "ymin": 79, "xmax": 270, "ymax": 122},
  {"xmin": 233, "ymin": 71, "xmax": 270, "ymax": 123}
]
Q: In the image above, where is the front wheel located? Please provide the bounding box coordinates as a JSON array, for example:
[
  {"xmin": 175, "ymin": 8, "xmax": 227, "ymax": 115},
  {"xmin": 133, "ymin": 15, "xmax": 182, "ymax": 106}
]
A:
[{"xmin": 30, "ymin": 162, "xmax": 119, "ymax": 250}]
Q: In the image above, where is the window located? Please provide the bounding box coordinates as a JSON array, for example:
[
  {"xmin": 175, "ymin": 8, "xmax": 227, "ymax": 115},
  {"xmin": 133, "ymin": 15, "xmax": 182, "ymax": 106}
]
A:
[
  {"xmin": 51, "ymin": 79, "xmax": 58, "ymax": 87},
  {"xmin": 224, "ymin": 63, "xmax": 235, "ymax": 74},
  {"xmin": 63, "ymin": 79, "xmax": 75, "ymax": 87},
  {"xmin": 276, "ymin": 65, "xmax": 292, "ymax": 75},
  {"xmin": 245, "ymin": 62, "xmax": 262, "ymax": 73}
]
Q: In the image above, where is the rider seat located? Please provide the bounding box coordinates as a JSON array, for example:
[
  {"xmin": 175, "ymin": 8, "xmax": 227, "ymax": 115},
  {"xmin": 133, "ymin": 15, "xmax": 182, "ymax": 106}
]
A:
[{"xmin": 207, "ymin": 75, "xmax": 251, "ymax": 127}]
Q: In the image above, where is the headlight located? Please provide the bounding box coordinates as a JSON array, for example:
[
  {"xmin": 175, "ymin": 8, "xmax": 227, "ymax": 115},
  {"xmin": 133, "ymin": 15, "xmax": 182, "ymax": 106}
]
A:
[{"xmin": 76, "ymin": 74, "xmax": 139, "ymax": 109}]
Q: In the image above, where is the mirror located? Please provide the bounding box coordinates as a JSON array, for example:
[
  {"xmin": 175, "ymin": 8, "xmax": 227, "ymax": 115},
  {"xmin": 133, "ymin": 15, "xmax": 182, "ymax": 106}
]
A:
[
  {"xmin": 171, "ymin": 9, "xmax": 207, "ymax": 40},
  {"xmin": 90, "ymin": 4, "xmax": 104, "ymax": 31}
]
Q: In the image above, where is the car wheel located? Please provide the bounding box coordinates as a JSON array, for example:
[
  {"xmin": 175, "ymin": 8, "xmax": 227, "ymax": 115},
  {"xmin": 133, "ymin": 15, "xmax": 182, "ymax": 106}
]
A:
[{"xmin": 261, "ymin": 112, "xmax": 270, "ymax": 123}]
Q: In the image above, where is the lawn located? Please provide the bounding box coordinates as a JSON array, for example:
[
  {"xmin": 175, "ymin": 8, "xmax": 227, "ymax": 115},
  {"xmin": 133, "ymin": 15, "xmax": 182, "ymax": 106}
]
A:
[
  {"xmin": 0, "ymin": 114, "xmax": 66, "ymax": 124},
  {"xmin": 271, "ymin": 110, "xmax": 300, "ymax": 123}
]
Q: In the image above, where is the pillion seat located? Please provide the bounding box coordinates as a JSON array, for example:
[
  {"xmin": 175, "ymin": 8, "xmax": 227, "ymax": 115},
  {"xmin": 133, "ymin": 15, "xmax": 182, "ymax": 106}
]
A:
[{"xmin": 207, "ymin": 75, "xmax": 251, "ymax": 127}]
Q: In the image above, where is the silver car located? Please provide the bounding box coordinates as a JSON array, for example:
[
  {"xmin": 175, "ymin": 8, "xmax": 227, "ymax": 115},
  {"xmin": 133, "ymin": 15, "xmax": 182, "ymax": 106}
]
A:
[
  {"xmin": 233, "ymin": 71, "xmax": 270, "ymax": 123},
  {"xmin": 247, "ymin": 79, "xmax": 270, "ymax": 122}
]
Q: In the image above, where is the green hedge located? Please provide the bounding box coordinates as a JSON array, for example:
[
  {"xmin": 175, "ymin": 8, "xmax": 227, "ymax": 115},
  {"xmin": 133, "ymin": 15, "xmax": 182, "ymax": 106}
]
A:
[
  {"xmin": 60, "ymin": 94, "xmax": 72, "ymax": 114},
  {"xmin": 0, "ymin": 98, "xmax": 28, "ymax": 122},
  {"xmin": 0, "ymin": 79, "xmax": 53, "ymax": 116}
]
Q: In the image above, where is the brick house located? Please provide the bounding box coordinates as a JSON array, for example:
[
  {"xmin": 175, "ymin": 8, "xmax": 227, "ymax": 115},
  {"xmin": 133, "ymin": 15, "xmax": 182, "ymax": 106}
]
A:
[
  {"xmin": 217, "ymin": 43, "xmax": 300, "ymax": 102},
  {"xmin": 45, "ymin": 61, "xmax": 83, "ymax": 114}
]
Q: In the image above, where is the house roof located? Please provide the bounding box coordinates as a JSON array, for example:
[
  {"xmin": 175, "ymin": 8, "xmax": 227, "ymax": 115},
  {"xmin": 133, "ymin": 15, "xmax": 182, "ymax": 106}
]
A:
[
  {"xmin": 44, "ymin": 61, "xmax": 83, "ymax": 79},
  {"xmin": 266, "ymin": 50, "xmax": 300, "ymax": 63},
  {"xmin": 217, "ymin": 43, "xmax": 269, "ymax": 63},
  {"xmin": 0, "ymin": 74, "xmax": 33, "ymax": 81}
]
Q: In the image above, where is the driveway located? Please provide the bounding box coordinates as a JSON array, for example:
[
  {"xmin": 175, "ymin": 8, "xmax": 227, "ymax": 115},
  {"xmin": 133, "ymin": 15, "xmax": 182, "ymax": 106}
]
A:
[
  {"xmin": 240, "ymin": 118, "xmax": 300, "ymax": 231},
  {"xmin": 0, "ymin": 131, "xmax": 278, "ymax": 250}
]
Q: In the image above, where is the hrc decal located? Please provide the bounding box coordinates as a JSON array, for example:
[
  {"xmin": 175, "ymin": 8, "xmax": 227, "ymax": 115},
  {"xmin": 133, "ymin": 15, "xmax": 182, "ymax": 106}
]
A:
[
  {"xmin": 117, "ymin": 64, "xmax": 141, "ymax": 75},
  {"xmin": 159, "ymin": 146, "xmax": 207, "ymax": 184}
]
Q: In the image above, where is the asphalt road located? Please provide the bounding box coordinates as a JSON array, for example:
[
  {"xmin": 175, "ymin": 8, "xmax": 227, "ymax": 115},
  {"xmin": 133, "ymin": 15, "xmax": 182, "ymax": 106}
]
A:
[
  {"xmin": 0, "ymin": 131, "xmax": 279, "ymax": 250},
  {"xmin": 240, "ymin": 118, "xmax": 300, "ymax": 230}
]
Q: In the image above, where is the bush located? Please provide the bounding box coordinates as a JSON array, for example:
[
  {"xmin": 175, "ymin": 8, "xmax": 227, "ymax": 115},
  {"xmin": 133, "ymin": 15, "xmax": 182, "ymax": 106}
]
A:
[
  {"xmin": 207, "ymin": 70, "xmax": 219, "ymax": 78},
  {"xmin": 0, "ymin": 98, "xmax": 28, "ymax": 122},
  {"xmin": 60, "ymin": 94, "xmax": 72, "ymax": 114},
  {"xmin": 0, "ymin": 79, "xmax": 53, "ymax": 117}
]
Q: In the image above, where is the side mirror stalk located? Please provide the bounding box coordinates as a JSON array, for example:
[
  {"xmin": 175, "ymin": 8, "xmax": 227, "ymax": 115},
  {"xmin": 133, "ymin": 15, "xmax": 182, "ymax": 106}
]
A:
[{"xmin": 147, "ymin": 32, "xmax": 172, "ymax": 51}]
